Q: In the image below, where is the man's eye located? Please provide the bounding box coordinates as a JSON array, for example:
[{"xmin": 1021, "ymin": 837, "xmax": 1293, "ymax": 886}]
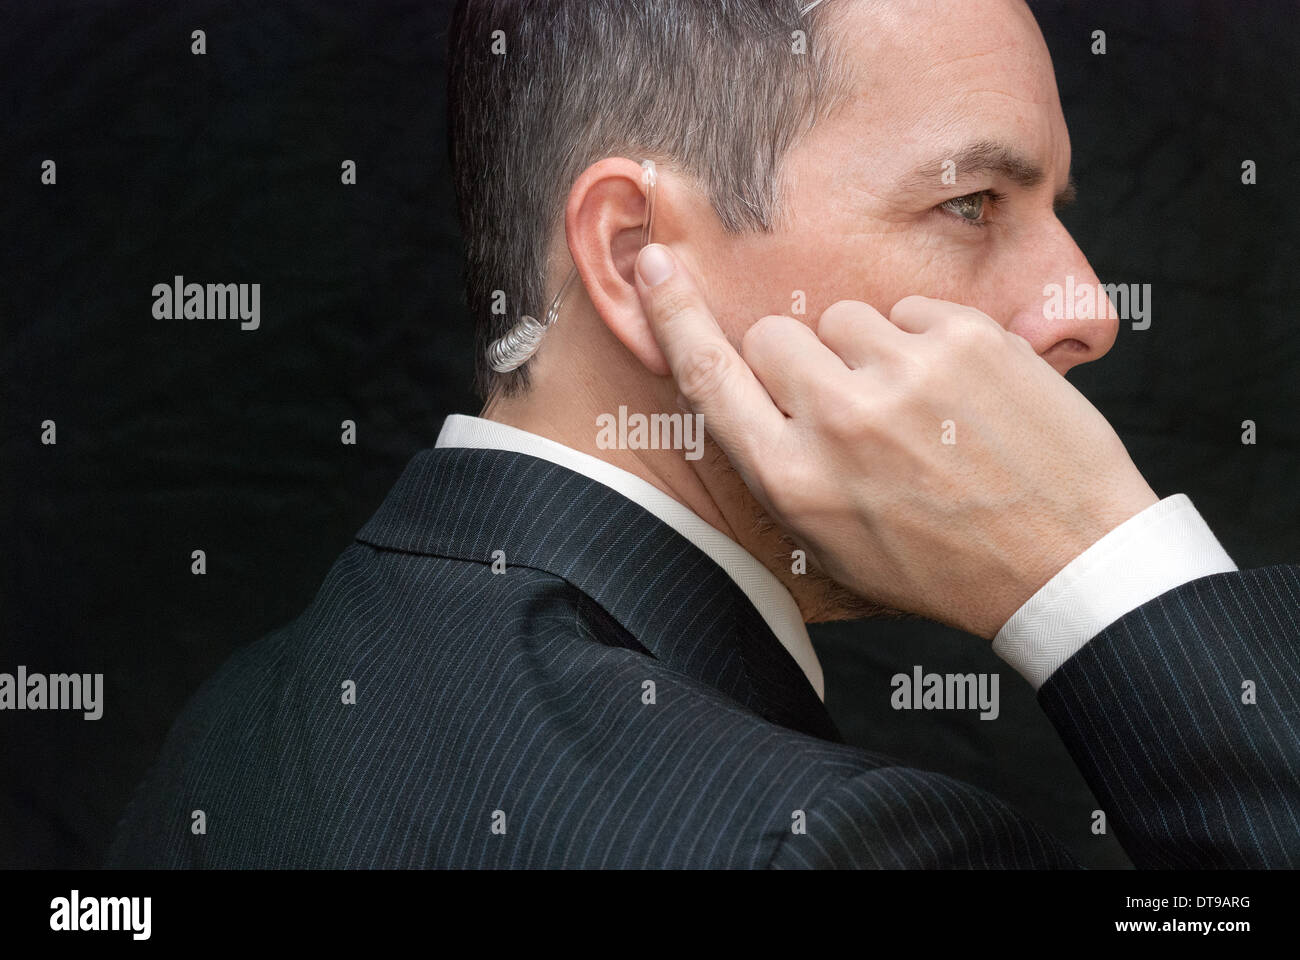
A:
[{"xmin": 937, "ymin": 190, "xmax": 1003, "ymax": 227}]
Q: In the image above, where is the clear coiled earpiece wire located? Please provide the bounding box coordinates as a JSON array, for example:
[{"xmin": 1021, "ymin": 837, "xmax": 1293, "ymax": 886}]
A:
[{"xmin": 486, "ymin": 158, "xmax": 658, "ymax": 374}]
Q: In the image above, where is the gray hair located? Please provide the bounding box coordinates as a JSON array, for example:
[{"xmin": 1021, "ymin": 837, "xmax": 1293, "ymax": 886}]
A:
[{"xmin": 448, "ymin": 0, "xmax": 854, "ymax": 401}]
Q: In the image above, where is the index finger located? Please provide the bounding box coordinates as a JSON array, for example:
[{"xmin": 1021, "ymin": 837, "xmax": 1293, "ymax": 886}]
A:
[{"xmin": 633, "ymin": 243, "xmax": 788, "ymax": 474}]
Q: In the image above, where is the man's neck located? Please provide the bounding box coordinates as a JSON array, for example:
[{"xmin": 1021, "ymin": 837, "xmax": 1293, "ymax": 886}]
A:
[
  {"xmin": 475, "ymin": 325, "xmax": 870, "ymax": 624},
  {"xmin": 480, "ymin": 374, "xmax": 743, "ymax": 546}
]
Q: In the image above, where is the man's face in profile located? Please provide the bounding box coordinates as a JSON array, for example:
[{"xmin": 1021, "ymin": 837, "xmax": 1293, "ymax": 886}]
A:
[{"xmin": 694, "ymin": 0, "xmax": 1117, "ymax": 375}]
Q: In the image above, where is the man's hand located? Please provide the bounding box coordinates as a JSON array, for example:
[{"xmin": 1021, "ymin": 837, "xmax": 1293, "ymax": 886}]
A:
[{"xmin": 633, "ymin": 242, "xmax": 1159, "ymax": 639}]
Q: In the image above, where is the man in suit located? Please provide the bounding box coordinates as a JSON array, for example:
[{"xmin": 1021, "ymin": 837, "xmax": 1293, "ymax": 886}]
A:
[{"xmin": 107, "ymin": 0, "xmax": 1298, "ymax": 867}]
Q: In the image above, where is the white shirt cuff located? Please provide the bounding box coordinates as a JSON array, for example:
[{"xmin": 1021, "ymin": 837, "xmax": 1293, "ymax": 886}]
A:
[{"xmin": 991, "ymin": 494, "xmax": 1237, "ymax": 690}]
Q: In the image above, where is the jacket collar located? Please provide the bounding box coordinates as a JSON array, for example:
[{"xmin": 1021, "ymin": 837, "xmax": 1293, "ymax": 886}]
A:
[{"xmin": 355, "ymin": 447, "xmax": 842, "ymax": 742}]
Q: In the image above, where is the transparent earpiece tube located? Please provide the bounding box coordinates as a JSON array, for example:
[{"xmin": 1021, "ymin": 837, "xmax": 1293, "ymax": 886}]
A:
[{"xmin": 487, "ymin": 159, "xmax": 659, "ymax": 374}]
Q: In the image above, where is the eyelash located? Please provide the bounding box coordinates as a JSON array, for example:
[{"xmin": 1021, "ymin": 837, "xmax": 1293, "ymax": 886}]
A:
[{"xmin": 938, "ymin": 189, "xmax": 1007, "ymax": 229}]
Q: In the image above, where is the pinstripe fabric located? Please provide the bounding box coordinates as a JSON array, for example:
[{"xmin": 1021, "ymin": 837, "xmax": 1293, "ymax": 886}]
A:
[
  {"xmin": 1038, "ymin": 563, "xmax": 1300, "ymax": 868},
  {"xmin": 105, "ymin": 448, "xmax": 1291, "ymax": 869}
]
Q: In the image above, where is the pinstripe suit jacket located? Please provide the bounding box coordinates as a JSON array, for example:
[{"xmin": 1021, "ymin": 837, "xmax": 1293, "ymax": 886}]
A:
[{"xmin": 106, "ymin": 447, "xmax": 1300, "ymax": 868}]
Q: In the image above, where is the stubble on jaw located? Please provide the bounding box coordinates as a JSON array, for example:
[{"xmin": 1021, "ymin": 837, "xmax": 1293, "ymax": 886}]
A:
[{"xmin": 700, "ymin": 440, "xmax": 907, "ymax": 624}]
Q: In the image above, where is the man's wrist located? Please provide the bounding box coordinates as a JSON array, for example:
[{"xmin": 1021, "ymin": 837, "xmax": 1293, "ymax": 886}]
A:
[{"xmin": 992, "ymin": 494, "xmax": 1237, "ymax": 689}]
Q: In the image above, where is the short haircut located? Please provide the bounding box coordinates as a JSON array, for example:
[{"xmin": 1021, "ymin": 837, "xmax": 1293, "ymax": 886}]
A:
[{"xmin": 448, "ymin": 0, "xmax": 853, "ymax": 401}]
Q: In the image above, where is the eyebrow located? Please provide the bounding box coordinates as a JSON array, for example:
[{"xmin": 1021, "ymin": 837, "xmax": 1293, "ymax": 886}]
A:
[{"xmin": 901, "ymin": 139, "xmax": 1078, "ymax": 210}]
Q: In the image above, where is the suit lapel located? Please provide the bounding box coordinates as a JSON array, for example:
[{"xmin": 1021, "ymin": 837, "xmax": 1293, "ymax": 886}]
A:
[{"xmin": 355, "ymin": 446, "xmax": 842, "ymax": 742}]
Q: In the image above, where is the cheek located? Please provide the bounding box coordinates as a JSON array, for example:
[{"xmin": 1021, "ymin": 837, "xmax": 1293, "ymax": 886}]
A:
[
  {"xmin": 865, "ymin": 234, "xmax": 1013, "ymax": 323},
  {"xmin": 702, "ymin": 228, "xmax": 1000, "ymax": 338},
  {"xmin": 703, "ymin": 244, "xmax": 848, "ymax": 340},
  {"xmin": 797, "ymin": 235, "xmax": 990, "ymax": 322}
]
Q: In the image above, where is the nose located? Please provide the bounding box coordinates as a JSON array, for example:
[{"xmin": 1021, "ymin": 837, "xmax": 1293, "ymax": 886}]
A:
[{"xmin": 1002, "ymin": 223, "xmax": 1119, "ymax": 375}]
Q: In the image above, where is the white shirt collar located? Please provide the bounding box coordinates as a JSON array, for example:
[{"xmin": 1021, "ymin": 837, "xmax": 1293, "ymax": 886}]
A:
[{"xmin": 434, "ymin": 414, "xmax": 824, "ymax": 700}]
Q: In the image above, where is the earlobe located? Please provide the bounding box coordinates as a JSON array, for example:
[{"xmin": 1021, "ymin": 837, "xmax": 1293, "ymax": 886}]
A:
[
  {"xmin": 565, "ymin": 157, "xmax": 672, "ymax": 378},
  {"xmin": 628, "ymin": 323, "xmax": 672, "ymax": 377}
]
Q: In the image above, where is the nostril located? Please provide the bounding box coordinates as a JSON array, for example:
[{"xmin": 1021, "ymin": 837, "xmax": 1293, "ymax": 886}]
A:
[
  {"xmin": 1041, "ymin": 337, "xmax": 1088, "ymax": 357},
  {"xmin": 1041, "ymin": 337, "xmax": 1091, "ymax": 371}
]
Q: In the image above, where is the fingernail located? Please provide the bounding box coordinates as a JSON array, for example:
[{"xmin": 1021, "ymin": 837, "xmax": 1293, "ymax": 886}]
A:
[{"xmin": 637, "ymin": 244, "xmax": 675, "ymax": 287}]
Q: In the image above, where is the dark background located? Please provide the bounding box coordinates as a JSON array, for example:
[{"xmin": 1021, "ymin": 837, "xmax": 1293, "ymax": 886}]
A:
[{"xmin": 2, "ymin": 0, "xmax": 1296, "ymax": 869}]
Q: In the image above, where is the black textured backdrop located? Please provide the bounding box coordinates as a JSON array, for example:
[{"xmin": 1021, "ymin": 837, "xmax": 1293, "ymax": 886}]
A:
[{"xmin": 2, "ymin": 0, "xmax": 1297, "ymax": 869}]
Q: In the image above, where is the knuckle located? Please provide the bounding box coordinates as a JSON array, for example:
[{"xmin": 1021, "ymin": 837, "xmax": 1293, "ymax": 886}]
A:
[
  {"xmin": 741, "ymin": 314, "xmax": 792, "ymax": 361},
  {"xmin": 655, "ymin": 285, "xmax": 699, "ymax": 327},
  {"xmin": 822, "ymin": 386, "xmax": 878, "ymax": 438},
  {"xmin": 1007, "ymin": 329, "xmax": 1036, "ymax": 354},
  {"xmin": 941, "ymin": 311, "xmax": 998, "ymax": 350},
  {"xmin": 677, "ymin": 342, "xmax": 735, "ymax": 402},
  {"xmin": 889, "ymin": 294, "xmax": 931, "ymax": 322},
  {"xmin": 751, "ymin": 311, "xmax": 794, "ymax": 338},
  {"xmin": 819, "ymin": 299, "xmax": 869, "ymax": 332},
  {"xmin": 885, "ymin": 347, "xmax": 931, "ymax": 393}
]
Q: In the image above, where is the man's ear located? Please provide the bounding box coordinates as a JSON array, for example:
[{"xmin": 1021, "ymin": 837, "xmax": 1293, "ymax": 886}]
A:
[{"xmin": 565, "ymin": 157, "xmax": 671, "ymax": 377}]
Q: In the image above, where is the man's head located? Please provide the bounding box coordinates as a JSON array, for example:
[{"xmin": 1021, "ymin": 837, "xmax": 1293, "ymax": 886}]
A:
[
  {"xmin": 448, "ymin": 0, "xmax": 1116, "ymax": 620},
  {"xmin": 449, "ymin": 0, "xmax": 855, "ymax": 399}
]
